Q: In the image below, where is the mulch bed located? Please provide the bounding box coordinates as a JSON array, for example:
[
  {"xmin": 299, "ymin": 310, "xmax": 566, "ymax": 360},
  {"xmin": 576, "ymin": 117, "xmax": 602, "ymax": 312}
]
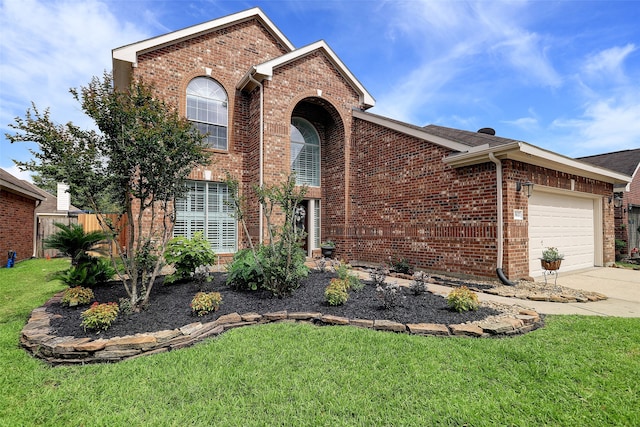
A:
[{"xmin": 48, "ymin": 271, "xmax": 500, "ymax": 339}]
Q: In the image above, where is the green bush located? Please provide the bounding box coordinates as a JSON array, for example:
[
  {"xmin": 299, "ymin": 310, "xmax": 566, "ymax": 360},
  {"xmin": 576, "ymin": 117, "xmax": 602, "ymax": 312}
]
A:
[
  {"xmin": 60, "ymin": 286, "xmax": 95, "ymax": 307},
  {"xmin": 226, "ymin": 248, "xmax": 266, "ymax": 291},
  {"xmin": 190, "ymin": 292, "xmax": 223, "ymax": 316},
  {"xmin": 164, "ymin": 232, "xmax": 216, "ymax": 284},
  {"xmin": 227, "ymin": 244, "xmax": 309, "ymax": 297},
  {"xmin": 51, "ymin": 257, "xmax": 116, "ymax": 288},
  {"xmin": 44, "ymin": 222, "xmax": 107, "ymax": 266},
  {"xmin": 446, "ymin": 286, "xmax": 479, "ymax": 312},
  {"xmin": 334, "ymin": 260, "xmax": 363, "ymax": 291},
  {"xmin": 389, "ymin": 256, "xmax": 413, "ymax": 274},
  {"xmin": 325, "ymin": 279, "xmax": 349, "ymax": 306},
  {"xmin": 81, "ymin": 302, "xmax": 119, "ymax": 331}
]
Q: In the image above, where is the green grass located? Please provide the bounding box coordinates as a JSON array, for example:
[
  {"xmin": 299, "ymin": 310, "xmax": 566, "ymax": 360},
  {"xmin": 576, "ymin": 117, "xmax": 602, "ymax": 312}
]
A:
[{"xmin": 1, "ymin": 259, "xmax": 639, "ymax": 426}]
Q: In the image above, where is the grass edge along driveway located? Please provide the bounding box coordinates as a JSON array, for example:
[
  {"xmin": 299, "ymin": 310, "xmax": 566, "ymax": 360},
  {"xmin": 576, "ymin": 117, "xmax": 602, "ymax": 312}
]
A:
[{"xmin": 1, "ymin": 258, "xmax": 639, "ymax": 426}]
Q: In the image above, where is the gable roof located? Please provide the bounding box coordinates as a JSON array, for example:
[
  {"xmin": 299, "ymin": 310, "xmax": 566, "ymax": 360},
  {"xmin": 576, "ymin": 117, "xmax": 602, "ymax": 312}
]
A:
[
  {"xmin": 0, "ymin": 169, "xmax": 45, "ymax": 201},
  {"xmin": 577, "ymin": 149, "xmax": 640, "ymax": 178},
  {"xmin": 238, "ymin": 41, "xmax": 375, "ymax": 108},
  {"xmin": 423, "ymin": 125, "xmax": 522, "ymax": 148},
  {"xmin": 113, "ymin": 7, "xmax": 294, "ymax": 66}
]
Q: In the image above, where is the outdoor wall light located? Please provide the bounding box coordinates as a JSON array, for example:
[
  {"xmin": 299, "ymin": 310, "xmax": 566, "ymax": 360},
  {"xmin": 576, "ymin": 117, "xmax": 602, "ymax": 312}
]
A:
[
  {"xmin": 516, "ymin": 181, "xmax": 534, "ymax": 198},
  {"xmin": 614, "ymin": 196, "xmax": 623, "ymax": 208}
]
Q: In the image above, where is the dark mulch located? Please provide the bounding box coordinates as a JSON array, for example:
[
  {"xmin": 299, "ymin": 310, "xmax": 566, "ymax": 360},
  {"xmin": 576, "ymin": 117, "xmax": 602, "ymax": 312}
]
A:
[{"xmin": 48, "ymin": 271, "xmax": 500, "ymax": 339}]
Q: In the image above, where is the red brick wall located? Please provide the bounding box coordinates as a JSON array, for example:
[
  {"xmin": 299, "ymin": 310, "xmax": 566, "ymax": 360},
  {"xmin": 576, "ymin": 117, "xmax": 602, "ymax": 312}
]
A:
[
  {"xmin": 0, "ymin": 189, "xmax": 36, "ymax": 264},
  {"xmin": 348, "ymin": 119, "xmax": 499, "ymax": 277}
]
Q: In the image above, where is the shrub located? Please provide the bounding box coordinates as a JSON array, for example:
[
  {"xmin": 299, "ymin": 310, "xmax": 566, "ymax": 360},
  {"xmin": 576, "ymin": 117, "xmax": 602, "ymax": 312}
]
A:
[
  {"xmin": 446, "ymin": 286, "xmax": 479, "ymax": 312},
  {"xmin": 334, "ymin": 260, "xmax": 363, "ymax": 291},
  {"xmin": 369, "ymin": 266, "xmax": 388, "ymax": 286},
  {"xmin": 389, "ymin": 256, "xmax": 413, "ymax": 274},
  {"xmin": 44, "ymin": 222, "xmax": 107, "ymax": 267},
  {"xmin": 61, "ymin": 286, "xmax": 95, "ymax": 307},
  {"xmin": 409, "ymin": 271, "xmax": 430, "ymax": 295},
  {"xmin": 325, "ymin": 279, "xmax": 349, "ymax": 306},
  {"xmin": 190, "ymin": 292, "xmax": 223, "ymax": 316},
  {"xmin": 81, "ymin": 302, "xmax": 119, "ymax": 331},
  {"xmin": 376, "ymin": 282, "xmax": 403, "ymax": 309},
  {"xmin": 51, "ymin": 256, "xmax": 116, "ymax": 288},
  {"xmin": 164, "ymin": 232, "xmax": 217, "ymax": 284},
  {"xmin": 226, "ymin": 248, "xmax": 266, "ymax": 291}
]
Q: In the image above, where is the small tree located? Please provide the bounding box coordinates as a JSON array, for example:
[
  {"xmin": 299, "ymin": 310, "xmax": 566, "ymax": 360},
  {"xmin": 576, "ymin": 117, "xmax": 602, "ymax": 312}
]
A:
[
  {"xmin": 8, "ymin": 72, "xmax": 209, "ymax": 309},
  {"xmin": 226, "ymin": 173, "xmax": 309, "ymax": 297}
]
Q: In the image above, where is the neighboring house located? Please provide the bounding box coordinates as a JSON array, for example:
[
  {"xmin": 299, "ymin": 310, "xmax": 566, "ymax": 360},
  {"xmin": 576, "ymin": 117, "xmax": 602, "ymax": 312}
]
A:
[
  {"xmin": 0, "ymin": 168, "xmax": 45, "ymax": 265},
  {"xmin": 25, "ymin": 183, "xmax": 82, "ymax": 258},
  {"xmin": 579, "ymin": 149, "xmax": 640, "ymax": 257},
  {"xmin": 111, "ymin": 7, "xmax": 630, "ymax": 280}
]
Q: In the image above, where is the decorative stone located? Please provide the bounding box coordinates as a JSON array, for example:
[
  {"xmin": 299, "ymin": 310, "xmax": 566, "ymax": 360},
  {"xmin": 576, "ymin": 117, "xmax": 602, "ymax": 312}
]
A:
[
  {"xmin": 241, "ymin": 312, "xmax": 262, "ymax": 322},
  {"xmin": 480, "ymin": 322, "xmax": 514, "ymax": 334},
  {"xmin": 529, "ymin": 294, "xmax": 549, "ymax": 301},
  {"xmin": 515, "ymin": 314, "xmax": 537, "ymax": 325},
  {"xmin": 179, "ymin": 322, "xmax": 203, "ymax": 335},
  {"xmin": 288, "ymin": 312, "xmax": 322, "ymax": 320},
  {"xmin": 349, "ymin": 318, "xmax": 374, "ymax": 328},
  {"xmin": 151, "ymin": 329, "xmax": 182, "ymax": 343},
  {"xmin": 104, "ymin": 335, "xmax": 157, "ymax": 351},
  {"xmin": 320, "ymin": 315, "xmax": 349, "ymax": 325},
  {"xmin": 449, "ymin": 324, "xmax": 484, "ymax": 337},
  {"xmin": 75, "ymin": 339, "xmax": 109, "ymax": 352},
  {"xmin": 263, "ymin": 311, "xmax": 287, "ymax": 321},
  {"xmin": 216, "ymin": 313, "xmax": 243, "ymax": 324},
  {"xmin": 374, "ymin": 319, "xmax": 406, "ymax": 332},
  {"xmin": 407, "ymin": 323, "xmax": 449, "ymax": 336},
  {"xmin": 94, "ymin": 348, "xmax": 141, "ymax": 360}
]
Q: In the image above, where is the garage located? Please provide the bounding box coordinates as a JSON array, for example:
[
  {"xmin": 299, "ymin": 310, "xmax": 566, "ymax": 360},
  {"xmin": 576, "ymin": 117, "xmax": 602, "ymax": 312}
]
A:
[{"xmin": 528, "ymin": 190, "xmax": 598, "ymax": 276}]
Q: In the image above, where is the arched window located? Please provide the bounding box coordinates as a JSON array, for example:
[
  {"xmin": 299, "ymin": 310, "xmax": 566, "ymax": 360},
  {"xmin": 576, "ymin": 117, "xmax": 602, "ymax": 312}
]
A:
[
  {"xmin": 186, "ymin": 77, "xmax": 228, "ymax": 150},
  {"xmin": 290, "ymin": 117, "xmax": 320, "ymax": 186}
]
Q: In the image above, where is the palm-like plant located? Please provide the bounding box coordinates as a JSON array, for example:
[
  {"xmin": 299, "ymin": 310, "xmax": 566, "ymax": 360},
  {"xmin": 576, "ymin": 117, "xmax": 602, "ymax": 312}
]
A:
[{"xmin": 44, "ymin": 223, "xmax": 107, "ymax": 266}]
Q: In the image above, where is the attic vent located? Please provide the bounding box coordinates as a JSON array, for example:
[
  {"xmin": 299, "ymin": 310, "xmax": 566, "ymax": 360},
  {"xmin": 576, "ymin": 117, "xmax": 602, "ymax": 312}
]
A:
[{"xmin": 477, "ymin": 127, "xmax": 495, "ymax": 136}]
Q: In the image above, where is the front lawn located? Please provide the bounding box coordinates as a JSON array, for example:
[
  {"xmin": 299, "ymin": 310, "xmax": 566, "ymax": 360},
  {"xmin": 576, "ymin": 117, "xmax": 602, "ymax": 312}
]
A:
[{"xmin": 1, "ymin": 259, "xmax": 639, "ymax": 426}]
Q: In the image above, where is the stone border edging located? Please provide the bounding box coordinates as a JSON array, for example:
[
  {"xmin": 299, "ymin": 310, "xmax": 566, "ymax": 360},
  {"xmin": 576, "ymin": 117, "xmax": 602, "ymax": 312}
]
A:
[{"xmin": 21, "ymin": 292, "xmax": 543, "ymax": 366}]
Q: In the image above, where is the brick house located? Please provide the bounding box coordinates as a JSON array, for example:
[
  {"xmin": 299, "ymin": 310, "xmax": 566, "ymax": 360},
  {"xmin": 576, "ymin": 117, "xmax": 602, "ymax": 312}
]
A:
[
  {"xmin": 0, "ymin": 168, "xmax": 45, "ymax": 265},
  {"xmin": 579, "ymin": 149, "xmax": 640, "ymax": 257},
  {"xmin": 112, "ymin": 7, "xmax": 630, "ymax": 281}
]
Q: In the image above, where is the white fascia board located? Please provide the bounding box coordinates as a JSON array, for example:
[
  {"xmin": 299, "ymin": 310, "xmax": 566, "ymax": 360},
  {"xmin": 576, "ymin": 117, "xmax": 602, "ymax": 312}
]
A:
[
  {"xmin": 444, "ymin": 142, "xmax": 632, "ymax": 185},
  {"xmin": 352, "ymin": 109, "xmax": 471, "ymax": 152},
  {"xmin": 112, "ymin": 7, "xmax": 294, "ymax": 65},
  {"xmin": 251, "ymin": 41, "xmax": 375, "ymax": 108}
]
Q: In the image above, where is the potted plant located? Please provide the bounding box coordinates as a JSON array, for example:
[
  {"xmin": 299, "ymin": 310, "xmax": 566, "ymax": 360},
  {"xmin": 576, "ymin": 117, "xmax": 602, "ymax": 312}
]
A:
[
  {"xmin": 541, "ymin": 247, "xmax": 564, "ymax": 270},
  {"xmin": 320, "ymin": 240, "xmax": 335, "ymax": 258}
]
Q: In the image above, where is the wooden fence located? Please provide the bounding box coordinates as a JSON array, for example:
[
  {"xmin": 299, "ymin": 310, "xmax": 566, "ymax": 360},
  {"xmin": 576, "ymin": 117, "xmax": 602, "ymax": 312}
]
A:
[{"xmin": 78, "ymin": 214, "xmax": 128, "ymax": 256}]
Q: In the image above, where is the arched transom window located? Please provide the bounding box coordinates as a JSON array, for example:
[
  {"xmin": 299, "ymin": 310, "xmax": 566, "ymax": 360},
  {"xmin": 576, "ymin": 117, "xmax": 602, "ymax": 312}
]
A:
[
  {"xmin": 290, "ymin": 117, "xmax": 320, "ymax": 186},
  {"xmin": 186, "ymin": 77, "xmax": 228, "ymax": 150}
]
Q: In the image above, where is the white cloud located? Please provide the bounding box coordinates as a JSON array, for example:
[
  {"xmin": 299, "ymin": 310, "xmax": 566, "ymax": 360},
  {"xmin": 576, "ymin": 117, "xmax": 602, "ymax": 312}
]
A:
[
  {"xmin": 582, "ymin": 44, "xmax": 636, "ymax": 82},
  {"xmin": 552, "ymin": 95, "xmax": 640, "ymax": 154},
  {"xmin": 2, "ymin": 164, "xmax": 34, "ymax": 183},
  {"xmin": 0, "ymin": 0, "xmax": 149, "ymax": 166},
  {"xmin": 371, "ymin": 1, "xmax": 561, "ymax": 124}
]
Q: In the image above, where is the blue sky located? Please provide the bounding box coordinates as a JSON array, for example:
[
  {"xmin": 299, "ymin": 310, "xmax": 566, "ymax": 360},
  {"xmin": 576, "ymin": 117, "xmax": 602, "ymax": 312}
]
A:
[{"xmin": 1, "ymin": 0, "xmax": 639, "ymax": 181}]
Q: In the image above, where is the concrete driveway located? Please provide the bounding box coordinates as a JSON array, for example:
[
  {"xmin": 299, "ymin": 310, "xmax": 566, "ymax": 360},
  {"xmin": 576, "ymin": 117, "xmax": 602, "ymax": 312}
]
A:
[{"xmin": 515, "ymin": 267, "xmax": 640, "ymax": 317}]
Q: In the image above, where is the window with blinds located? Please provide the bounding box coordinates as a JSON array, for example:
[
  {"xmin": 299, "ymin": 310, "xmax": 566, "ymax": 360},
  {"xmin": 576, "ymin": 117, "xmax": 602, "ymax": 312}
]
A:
[
  {"xmin": 290, "ymin": 117, "xmax": 320, "ymax": 186},
  {"xmin": 174, "ymin": 181, "xmax": 236, "ymax": 253}
]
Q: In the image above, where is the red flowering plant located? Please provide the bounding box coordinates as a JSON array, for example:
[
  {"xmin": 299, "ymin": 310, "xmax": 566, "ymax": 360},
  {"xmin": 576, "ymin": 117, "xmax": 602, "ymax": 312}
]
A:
[{"xmin": 81, "ymin": 302, "xmax": 119, "ymax": 331}]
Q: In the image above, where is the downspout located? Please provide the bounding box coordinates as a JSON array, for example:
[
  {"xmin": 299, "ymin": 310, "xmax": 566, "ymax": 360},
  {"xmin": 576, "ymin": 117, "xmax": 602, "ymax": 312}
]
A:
[
  {"xmin": 248, "ymin": 74, "xmax": 264, "ymax": 244},
  {"xmin": 32, "ymin": 199, "xmax": 43, "ymax": 259},
  {"xmin": 488, "ymin": 152, "xmax": 516, "ymax": 286}
]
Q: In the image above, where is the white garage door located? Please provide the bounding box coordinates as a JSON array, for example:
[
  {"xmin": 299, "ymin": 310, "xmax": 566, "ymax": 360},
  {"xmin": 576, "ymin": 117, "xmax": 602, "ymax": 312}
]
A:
[{"xmin": 528, "ymin": 191, "xmax": 595, "ymax": 276}]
